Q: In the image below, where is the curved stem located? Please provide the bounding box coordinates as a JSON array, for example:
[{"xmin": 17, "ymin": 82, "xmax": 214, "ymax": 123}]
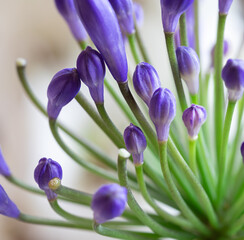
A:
[
  {"xmin": 117, "ymin": 152, "xmax": 194, "ymax": 239},
  {"xmin": 179, "ymin": 13, "xmax": 188, "ymax": 46},
  {"xmin": 128, "ymin": 33, "xmax": 141, "ymax": 64},
  {"xmin": 189, "ymin": 138, "xmax": 197, "ymax": 175},
  {"xmin": 216, "ymin": 101, "xmax": 236, "ymax": 209},
  {"xmin": 135, "ymin": 165, "xmax": 194, "ymax": 231},
  {"xmin": 165, "ymin": 32, "xmax": 188, "ymax": 111},
  {"xmin": 214, "ymin": 14, "xmax": 227, "ymax": 165}
]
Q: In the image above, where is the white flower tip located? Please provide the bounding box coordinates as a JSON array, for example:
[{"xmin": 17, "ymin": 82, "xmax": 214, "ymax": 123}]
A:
[
  {"xmin": 118, "ymin": 148, "xmax": 131, "ymax": 159},
  {"xmin": 16, "ymin": 58, "xmax": 27, "ymax": 67}
]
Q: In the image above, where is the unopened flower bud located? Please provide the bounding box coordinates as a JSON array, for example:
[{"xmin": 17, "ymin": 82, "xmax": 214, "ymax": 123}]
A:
[
  {"xmin": 47, "ymin": 68, "xmax": 81, "ymax": 119},
  {"xmin": 222, "ymin": 59, "xmax": 244, "ymax": 102},
  {"xmin": 123, "ymin": 124, "xmax": 147, "ymax": 166},
  {"xmin": 182, "ymin": 104, "xmax": 207, "ymax": 139},
  {"xmin": 149, "ymin": 88, "xmax": 176, "ymax": 142},
  {"xmin": 109, "ymin": 0, "xmax": 135, "ymax": 35},
  {"xmin": 133, "ymin": 62, "xmax": 161, "ymax": 106},
  {"xmin": 55, "ymin": 0, "xmax": 87, "ymax": 42},
  {"xmin": 34, "ymin": 158, "xmax": 63, "ymax": 201},
  {"xmin": 0, "ymin": 185, "xmax": 20, "ymax": 218},
  {"xmin": 219, "ymin": 0, "xmax": 234, "ymax": 15},
  {"xmin": 176, "ymin": 46, "xmax": 200, "ymax": 95},
  {"xmin": 91, "ymin": 183, "xmax": 127, "ymax": 224},
  {"xmin": 0, "ymin": 148, "xmax": 11, "ymax": 177},
  {"xmin": 241, "ymin": 142, "xmax": 244, "ymax": 162},
  {"xmin": 74, "ymin": 0, "xmax": 128, "ymax": 83},
  {"xmin": 133, "ymin": 2, "xmax": 144, "ymax": 28},
  {"xmin": 160, "ymin": 0, "xmax": 194, "ymax": 33},
  {"xmin": 210, "ymin": 40, "xmax": 229, "ymax": 68},
  {"xmin": 76, "ymin": 47, "xmax": 105, "ymax": 104}
]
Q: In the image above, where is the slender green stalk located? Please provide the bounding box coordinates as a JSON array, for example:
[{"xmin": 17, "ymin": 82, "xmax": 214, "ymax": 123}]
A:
[
  {"xmin": 50, "ymin": 200, "xmax": 92, "ymax": 223},
  {"xmin": 118, "ymin": 81, "xmax": 158, "ymax": 153},
  {"xmin": 117, "ymin": 150, "xmax": 194, "ymax": 239},
  {"xmin": 190, "ymin": 94, "xmax": 198, "ymax": 104},
  {"xmin": 104, "ymin": 78, "xmax": 137, "ymax": 123},
  {"xmin": 165, "ymin": 33, "xmax": 188, "ymax": 111},
  {"xmin": 75, "ymin": 93, "xmax": 122, "ymax": 147},
  {"xmin": 128, "ymin": 33, "xmax": 141, "ymax": 64},
  {"xmin": 49, "ymin": 119, "xmax": 119, "ymax": 183},
  {"xmin": 134, "ymin": 23, "xmax": 150, "ymax": 63},
  {"xmin": 135, "ymin": 165, "xmax": 195, "ymax": 231},
  {"xmin": 214, "ymin": 14, "xmax": 227, "ymax": 164},
  {"xmin": 228, "ymin": 214, "xmax": 244, "ymax": 236},
  {"xmin": 18, "ymin": 213, "xmax": 92, "ymax": 230},
  {"xmin": 167, "ymin": 138, "xmax": 218, "ymax": 229},
  {"xmin": 93, "ymin": 222, "xmax": 159, "ymax": 240},
  {"xmin": 189, "ymin": 138, "xmax": 198, "ymax": 175},
  {"xmin": 159, "ymin": 141, "xmax": 211, "ymax": 235},
  {"xmin": 216, "ymin": 101, "xmax": 236, "ymax": 208},
  {"xmin": 194, "ymin": 0, "xmax": 200, "ymax": 59},
  {"xmin": 179, "ymin": 13, "xmax": 188, "ymax": 46},
  {"xmin": 96, "ymin": 103, "xmax": 124, "ymax": 145}
]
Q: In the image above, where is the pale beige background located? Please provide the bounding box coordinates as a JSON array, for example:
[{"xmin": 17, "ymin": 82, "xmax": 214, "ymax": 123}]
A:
[{"xmin": 0, "ymin": 0, "xmax": 243, "ymax": 239}]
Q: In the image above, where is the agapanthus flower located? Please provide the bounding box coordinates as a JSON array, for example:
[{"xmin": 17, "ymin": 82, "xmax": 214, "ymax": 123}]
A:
[
  {"xmin": 74, "ymin": 0, "xmax": 128, "ymax": 83},
  {"xmin": 0, "ymin": 185, "xmax": 20, "ymax": 218},
  {"xmin": 34, "ymin": 158, "xmax": 63, "ymax": 201},
  {"xmin": 160, "ymin": 0, "xmax": 194, "ymax": 33},
  {"xmin": 182, "ymin": 104, "xmax": 207, "ymax": 139},
  {"xmin": 222, "ymin": 59, "xmax": 244, "ymax": 102},
  {"xmin": 55, "ymin": 0, "xmax": 87, "ymax": 42},
  {"xmin": 241, "ymin": 142, "xmax": 244, "ymax": 161},
  {"xmin": 133, "ymin": 2, "xmax": 144, "ymax": 28},
  {"xmin": 219, "ymin": 0, "xmax": 234, "ymax": 15},
  {"xmin": 0, "ymin": 148, "xmax": 11, "ymax": 177},
  {"xmin": 76, "ymin": 46, "xmax": 105, "ymax": 104},
  {"xmin": 133, "ymin": 62, "xmax": 161, "ymax": 106},
  {"xmin": 109, "ymin": 0, "xmax": 135, "ymax": 35},
  {"xmin": 91, "ymin": 183, "xmax": 127, "ymax": 224},
  {"xmin": 47, "ymin": 68, "xmax": 81, "ymax": 119},
  {"xmin": 123, "ymin": 123, "xmax": 147, "ymax": 165},
  {"xmin": 176, "ymin": 46, "xmax": 200, "ymax": 95},
  {"xmin": 149, "ymin": 88, "xmax": 176, "ymax": 142}
]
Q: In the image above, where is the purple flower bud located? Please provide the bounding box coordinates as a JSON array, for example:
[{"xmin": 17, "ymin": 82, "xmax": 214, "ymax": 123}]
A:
[
  {"xmin": 47, "ymin": 68, "xmax": 81, "ymax": 119},
  {"xmin": 176, "ymin": 46, "xmax": 200, "ymax": 95},
  {"xmin": 222, "ymin": 59, "xmax": 244, "ymax": 102},
  {"xmin": 133, "ymin": 2, "xmax": 144, "ymax": 28},
  {"xmin": 241, "ymin": 142, "xmax": 244, "ymax": 161},
  {"xmin": 133, "ymin": 62, "xmax": 161, "ymax": 106},
  {"xmin": 210, "ymin": 40, "xmax": 229, "ymax": 68},
  {"xmin": 74, "ymin": 0, "xmax": 128, "ymax": 83},
  {"xmin": 91, "ymin": 183, "xmax": 127, "ymax": 224},
  {"xmin": 76, "ymin": 46, "xmax": 105, "ymax": 104},
  {"xmin": 219, "ymin": 0, "xmax": 234, "ymax": 15},
  {"xmin": 149, "ymin": 88, "xmax": 176, "ymax": 142},
  {"xmin": 0, "ymin": 185, "xmax": 20, "ymax": 218},
  {"xmin": 34, "ymin": 158, "xmax": 63, "ymax": 201},
  {"xmin": 55, "ymin": 0, "xmax": 88, "ymax": 42},
  {"xmin": 0, "ymin": 148, "xmax": 11, "ymax": 177},
  {"xmin": 182, "ymin": 104, "xmax": 207, "ymax": 139},
  {"xmin": 160, "ymin": 0, "xmax": 194, "ymax": 33},
  {"xmin": 123, "ymin": 123, "xmax": 147, "ymax": 166},
  {"xmin": 109, "ymin": 0, "xmax": 135, "ymax": 35}
]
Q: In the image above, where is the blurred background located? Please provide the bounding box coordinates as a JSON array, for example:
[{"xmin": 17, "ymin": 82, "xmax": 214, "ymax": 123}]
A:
[{"xmin": 0, "ymin": 0, "xmax": 243, "ymax": 239}]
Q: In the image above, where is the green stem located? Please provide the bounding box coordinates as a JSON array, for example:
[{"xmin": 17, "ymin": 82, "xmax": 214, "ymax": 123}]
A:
[
  {"xmin": 194, "ymin": 0, "xmax": 200, "ymax": 60},
  {"xmin": 216, "ymin": 101, "xmax": 236, "ymax": 209},
  {"xmin": 104, "ymin": 78, "xmax": 137, "ymax": 123},
  {"xmin": 128, "ymin": 33, "xmax": 141, "ymax": 64},
  {"xmin": 189, "ymin": 138, "xmax": 197, "ymax": 175},
  {"xmin": 96, "ymin": 103, "xmax": 124, "ymax": 145},
  {"xmin": 117, "ymin": 151, "xmax": 194, "ymax": 239},
  {"xmin": 93, "ymin": 222, "xmax": 159, "ymax": 240},
  {"xmin": 78, "ymin": 40, "xmax": 87, "ymax": 50},
  {"xmin": 165, "ymin": 33, "xmax": 188, "ymax": 111},
  {"xmin": 190, "ymin": 94, "xmax": 198, "ymax": 104},
  {"xmin": 118, "ymin": 81, "xmax": 158, "ymax": 153},
  {"xmin": 179, "ymin": 13, "xmax": 188, "ymax": 46},
  {"xmin": 135, "ymin": 165, "xmax": 194, "ymax": 231},
  {"xmin": 214, "ymin": 14, "xmax": 227, "ymax": 164},
  {"xmin": 18, "ymin": 213, "xmax": 92, "ymax": 230},
  {"xmin": 134, "ymin": 24, "xmax": 150, "ymax": 63},
  {"xmin": 167, "ymin": 138, "xmax": 218, "ymax": 229},
  {"xmin": 228, "ymin": 214, "xmax": 244, "ymax": 235},
  {"xmin": 159, "ymin": 141, "xmax": 211, "ymax": 235},
  {"xmin": 49, "ymin": 119, "xmax": 119, "ymax": 183}
]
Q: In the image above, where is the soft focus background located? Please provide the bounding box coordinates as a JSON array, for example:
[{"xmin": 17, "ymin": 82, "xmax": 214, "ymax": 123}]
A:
[{"xmin": 0, "ymin": 0, "xmax": 243, "ymax": 239}]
